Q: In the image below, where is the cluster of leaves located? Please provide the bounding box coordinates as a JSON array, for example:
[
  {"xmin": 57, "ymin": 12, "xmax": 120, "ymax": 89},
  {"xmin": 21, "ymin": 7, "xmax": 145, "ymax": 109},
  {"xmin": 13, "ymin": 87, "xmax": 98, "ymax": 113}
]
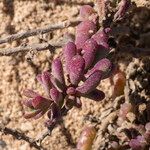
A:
[{"xmin": 22, "ymin": 5, "xmax": 113, "ymax": 127}]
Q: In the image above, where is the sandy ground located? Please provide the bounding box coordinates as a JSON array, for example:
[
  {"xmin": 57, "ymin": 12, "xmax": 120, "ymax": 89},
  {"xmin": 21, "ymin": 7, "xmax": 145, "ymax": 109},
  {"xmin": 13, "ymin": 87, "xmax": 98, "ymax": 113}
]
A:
[{"xmin": 0, "ymin": 0, "xmax": 149, "ymax": 150}]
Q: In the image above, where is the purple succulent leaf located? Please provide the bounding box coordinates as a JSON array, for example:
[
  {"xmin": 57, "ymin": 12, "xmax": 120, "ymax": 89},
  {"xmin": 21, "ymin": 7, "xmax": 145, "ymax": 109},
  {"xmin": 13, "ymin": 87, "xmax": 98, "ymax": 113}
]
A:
[
  {"xmin": 79, "ymin": 5, "xmax": 95, "ymax": 21},
  {"xmin": 37, "ymin": 71, "xmax": 52, "ymax": 96},
  {"xmin": 76, "ymin": 21, "xmax": 97, "ymax": 36},
  {"xmin": 83, "ymin": 52, "xmax": 96, "ymax": 70},
  {"xmin": 50, "ymin": 88, "xmax": 63, "ymax": 106},
  {"xmin": 24, "ymin": 109, "xmax": 41, "ymax": 119},
  {"xmin": 75, "ymin": 20, "xmax": 97, "ymax": 50},
  {"xmin": 76, "ymin": 70, "xmax": 102, "ymax": 95},
  {"xmin": 42, "ymin": 71, "xmax": 52, "ymax": 95},
  {"xmin": 23, "ymin": 99, "xmax": 34, "ymax": 109},
  {"xmin": 50, "ymin": 74, "xmax": 64, "ymax": 92},
  {"xmin": 66, "ymin": 87, "xmax": 76, "ymax": 95},
  {"xmin": 63, "ymin": 41, "xmax": 77, "ymax": 73},
  {"xmin": 114, "ymin": 0, "xmax": 131, "ymax": 21},
  {"xmin": 82, "ymin": 38, "xmax": 98, "ymax": 52},
  {"xmin": 32, "ymin": 96, "xmax": 51, "ymax": 109},
  {"xmin": 75, "ymin": 33, "xmax": 91, "ymax": 53},
  {"xmin": 23, "ymin": 89, "xmax": 39, "ymax": 98},
  {"xmin": 85, "ymin": 58, "xmax": 112, "ymax": 79},
  {"xmin": 91, "ymin": 28, "xmax": 111, "ymax": 62},
  {"xmin": 83, "ymin": 89, "xmax": 105, "ymax": 101},
  {"xmin": 68, "ymin": 55, "xmax": 85, "ymax": 85},
  {"xmin": 51, "ymin": 58, "xmax": 65, "ymax": 84},
  {"xmin": 92, "ymin": 28, "xmax": 110, "ymax": 47},
  {"xmin": 33, "ymin": 109, "xmax": 47, "ymax": 119},
  {"xmin": 82, "ymin": 39, "xmax": 98, "ymax": 69}
]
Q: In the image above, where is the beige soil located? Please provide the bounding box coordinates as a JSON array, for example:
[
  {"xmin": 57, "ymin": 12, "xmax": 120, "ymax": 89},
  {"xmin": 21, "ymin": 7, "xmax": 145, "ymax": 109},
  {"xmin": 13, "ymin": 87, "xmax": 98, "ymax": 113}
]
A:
[{"xmin": 0, "ymin": 0, "xmax": 149, "ymax": 150}]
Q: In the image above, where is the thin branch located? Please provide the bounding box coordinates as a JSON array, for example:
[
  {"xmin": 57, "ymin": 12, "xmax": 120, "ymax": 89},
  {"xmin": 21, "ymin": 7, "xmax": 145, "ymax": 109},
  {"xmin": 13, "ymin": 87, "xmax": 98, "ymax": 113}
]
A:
[
  {"xmin": 0, "ymin": 126, "xmax": 45, "ymax": 150},
  {"xmin": 0, "ymin": 20, "xmax": 79, "ymax": 45},
  {"xmin": 0, "ymin": 43, "xmax": 55, "ymax": 56},
  {"xmin": 35, "ymin": 122, "xmax": 57, "ymax": 144}
]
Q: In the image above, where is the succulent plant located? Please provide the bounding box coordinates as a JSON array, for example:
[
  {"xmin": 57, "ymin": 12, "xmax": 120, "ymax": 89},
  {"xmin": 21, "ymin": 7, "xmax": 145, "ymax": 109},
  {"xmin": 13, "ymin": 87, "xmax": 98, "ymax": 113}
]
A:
[{"xmin": 22, "ymin": 5, "xmax": 113, "ymax": 127}]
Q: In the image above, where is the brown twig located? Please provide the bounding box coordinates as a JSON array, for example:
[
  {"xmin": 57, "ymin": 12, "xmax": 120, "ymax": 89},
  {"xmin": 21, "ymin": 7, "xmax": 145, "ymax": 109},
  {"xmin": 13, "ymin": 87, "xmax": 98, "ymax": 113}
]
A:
[
  {"xmin": 0, "ymin": 20, "xmax": 79, "ymax": 45},
  {"xmin": 0, "ymin": 43, "xmax": 55, "ymax": 56},
  {"xmin": 35, "ymin": 122, "xmax": 57, "ymax": 144},
  {"xmin": 0, "ymin": 126, "xmax": 45, "ymax": 150}
]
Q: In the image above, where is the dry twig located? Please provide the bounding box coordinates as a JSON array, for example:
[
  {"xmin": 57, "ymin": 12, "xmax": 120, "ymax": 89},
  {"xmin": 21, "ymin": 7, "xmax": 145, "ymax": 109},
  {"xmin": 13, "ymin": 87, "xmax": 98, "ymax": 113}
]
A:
[
  {"xmin": 0, "ymin": 43, "xmax": 54, "ymax": 56},
  {"xmin": 35, "ymin": 122, "xmax": 57, "ymax": 144},
  {"xmin": 0, "ymin": 41, "xmax": 65, "ymax": 56},
  {"xmin": 0, "ymin": 20, "xmax": 79, "ymax": 45},
  {"xmin": 0, "ymin": 126, "xmax": 45, "ymax": 150}
]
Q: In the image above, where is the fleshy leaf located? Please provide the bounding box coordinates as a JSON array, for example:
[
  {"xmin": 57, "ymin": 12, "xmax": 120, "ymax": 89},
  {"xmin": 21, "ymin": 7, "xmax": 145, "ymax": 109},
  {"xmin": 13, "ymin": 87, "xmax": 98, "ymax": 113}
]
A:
[
  {"xmin": 85, "ymin": 58, "xmax": 112, "ymax": 79},
  {"xmin": 92, "ymin": 28, "xmax": 110, "ymax": 60},
  {"xmin": 92, "ymin": 28, "xmax": 110, "ymax": 47},
  {"xmin": 50, "ymin": 88, "xmax": 63, "ymax": 106},
  {"xmin": 82, "ymin": 38, "xmax": 98, "ymax": 53},
  {"xmin": 50, "ymin": 74, "xmax": 64, "ymax": 92},
  {"xmin": 32, "ymin": 96, "xmax": 50, "ymax": 109},
  {"xmin": 34, "ymin": 110, "xmax": 47, "ymax": 120},
  {"xmin": 75, "ymin": 20, "xmax": 97, "ymax": 50},
  {"xmin": 77, "ymin": 126, "xmax": 96, "ymax": 150},
  {"xmin": 79, "ymin": 5, "xmax": 95, "ymax": 21},
  {"xmin": 68, "ymin": 55, "xmax": 85, "ymax": 85},
  {"xmin": 23, "ymin": 99, "xmax": 34, "ymax": 109},
  {"xmin": 24, "ymin": 109, "xmax": 41, "ymax": 119},
  {"xmin": 82, "ymin": 39, "xmax": 98, "ymax": 69},
  {"xmin": 51, "ymin": 58, "xmax": 65, "ymax": 84},
  {"xmin": 23, "ymin": 89, "xmax": 39, "ymax": 98},
  {"xmin": 112, "ymin": 70, "xmax": 126, "ymax": 97},
  {"xmin": 63, "ymin": 41, "xmax": 77, "ymax": 73},
  {"xmin": 66, "ymin": 87, "xmax": 76, "ymax": 95},
  {"xmin": 76, "ymin": 70, "xmax": 102, "ymax": 95},
  {"xmin": 37, "ymin": 71, "xmax": 51, "ymax": 96},
  {"xmin": 83, "ymin": 89, "xmax": 105, "ymax": 101}
]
